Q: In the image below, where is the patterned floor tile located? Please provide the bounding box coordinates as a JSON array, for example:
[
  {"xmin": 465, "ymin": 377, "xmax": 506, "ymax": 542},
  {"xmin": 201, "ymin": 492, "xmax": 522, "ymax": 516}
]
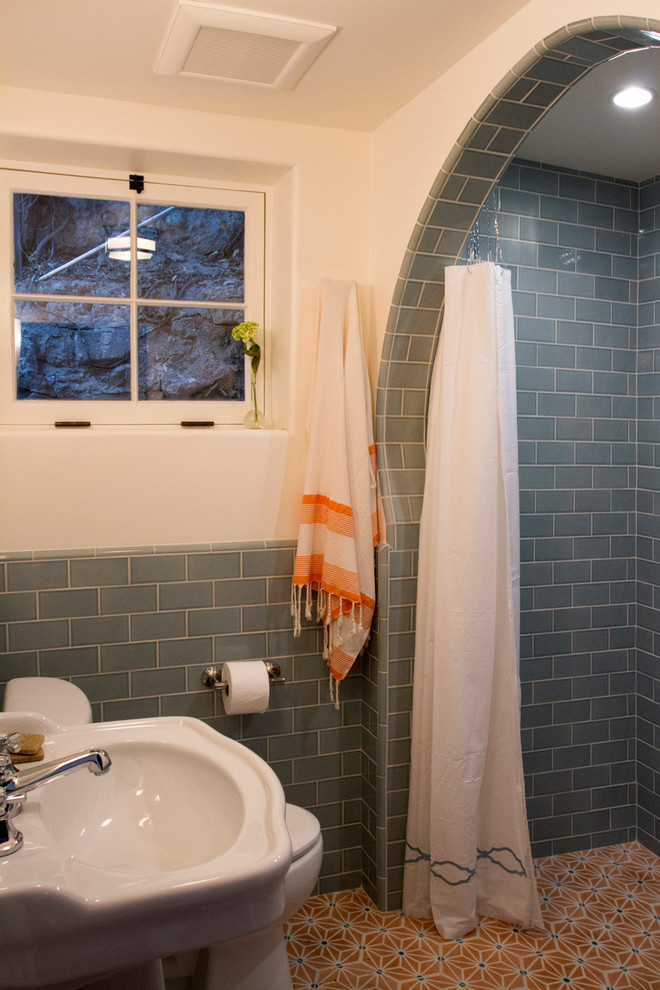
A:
[{"xmin": 285, "ymin": 843, "xmax": 660, "ymax": 990}]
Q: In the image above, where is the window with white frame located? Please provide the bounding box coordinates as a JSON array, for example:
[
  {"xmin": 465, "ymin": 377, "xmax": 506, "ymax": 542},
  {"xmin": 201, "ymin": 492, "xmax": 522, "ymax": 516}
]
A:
[{"xmin": 1, "ymin": 169, "xmax": 265, "ymax": 425}]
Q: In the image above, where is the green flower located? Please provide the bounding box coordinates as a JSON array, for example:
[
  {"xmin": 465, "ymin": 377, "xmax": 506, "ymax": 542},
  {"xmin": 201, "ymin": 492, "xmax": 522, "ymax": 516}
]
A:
[
  {"xmin": 232, "ymin": 321, "xmax": 261, "ymax": 376},
  {"xmin": 231, "ymin": 321, "xmax": 259, "ymax": 345}
]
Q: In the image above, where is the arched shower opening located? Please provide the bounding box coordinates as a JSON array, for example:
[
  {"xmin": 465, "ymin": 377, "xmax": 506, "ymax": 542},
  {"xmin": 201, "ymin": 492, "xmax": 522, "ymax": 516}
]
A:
[{"xmin": 366, "ymin": 16, "xmax": 660, "ymax": 910}]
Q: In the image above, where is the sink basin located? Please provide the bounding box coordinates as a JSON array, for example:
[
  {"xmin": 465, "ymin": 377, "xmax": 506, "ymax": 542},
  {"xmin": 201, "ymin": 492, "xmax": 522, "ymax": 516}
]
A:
[{"xmin": 0, "ymin": 714, "xmax": 292, "ymax": 990}]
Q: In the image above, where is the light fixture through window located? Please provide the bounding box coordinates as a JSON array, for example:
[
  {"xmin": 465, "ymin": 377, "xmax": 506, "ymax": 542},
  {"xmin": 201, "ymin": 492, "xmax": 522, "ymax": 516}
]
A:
[
  {"xmin": 611, "ymin": 85, "xmax": 655, "ymax": 108},
  {"xmin": 106, "ymin": 236, "xmax": 156, "ymax": 260}
]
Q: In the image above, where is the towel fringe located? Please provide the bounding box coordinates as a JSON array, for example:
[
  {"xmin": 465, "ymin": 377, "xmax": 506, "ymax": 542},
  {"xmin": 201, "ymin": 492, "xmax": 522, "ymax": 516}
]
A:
[
  {"xmin": 291, "ymin": 584, "xmax": 302, "ymax": 637},
  {"xmin": 293, "ymin": 582, "xmax": 368, "ymax": 648},
  {"xmin": 329, "ymin": 669, "xmax": 340, "ymax": 710},
  {"xmin": 293, "ymin": 581, "xmax": 364, "ymax": 705}
]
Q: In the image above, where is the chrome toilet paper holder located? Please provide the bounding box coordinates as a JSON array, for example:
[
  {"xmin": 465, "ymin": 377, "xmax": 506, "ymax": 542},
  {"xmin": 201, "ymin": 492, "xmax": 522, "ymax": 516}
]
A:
[{"xmin": 201, "ymin": 662, "xmax": 285, "ymax": 692}]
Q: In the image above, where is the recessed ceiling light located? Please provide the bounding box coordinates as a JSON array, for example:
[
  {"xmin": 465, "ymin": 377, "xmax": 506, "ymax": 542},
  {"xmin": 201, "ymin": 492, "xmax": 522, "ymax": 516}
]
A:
[{"xmin": 612, "ymin": 86, "xmax": 655, "ymax": 108}]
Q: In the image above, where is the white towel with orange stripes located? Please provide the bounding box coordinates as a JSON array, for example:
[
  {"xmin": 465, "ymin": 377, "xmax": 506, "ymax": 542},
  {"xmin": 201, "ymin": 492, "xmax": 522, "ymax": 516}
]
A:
[{"xmin": 292, "ymin": 279, "xmax": 379, "ymax": 698}]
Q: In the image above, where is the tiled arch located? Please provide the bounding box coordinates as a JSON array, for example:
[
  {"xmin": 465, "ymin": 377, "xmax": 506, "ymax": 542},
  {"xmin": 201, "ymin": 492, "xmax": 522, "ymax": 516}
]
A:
[
  {"xmin": 377, "ymin": 16, "xmax": 660, "ymax": 531},
  {"xmin": 365, "ymin": 17, "xmax": 660, "ymax": 910}
]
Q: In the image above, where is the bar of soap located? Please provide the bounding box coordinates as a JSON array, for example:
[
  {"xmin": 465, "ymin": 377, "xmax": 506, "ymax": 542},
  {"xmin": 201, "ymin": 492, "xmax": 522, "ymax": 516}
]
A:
[
  {"xmin": 17, "ymin": 733, "xmax": 45, "ymax": 755},
  {"xmin": 14, "ymin": 748, "xmax": 45, "ymax": 763}
]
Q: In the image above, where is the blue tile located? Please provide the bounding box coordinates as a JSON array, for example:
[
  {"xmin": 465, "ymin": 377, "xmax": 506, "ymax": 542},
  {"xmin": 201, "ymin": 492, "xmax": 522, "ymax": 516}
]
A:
[
  {"xmin": 558, "ymin": 173, "xmax": 596, "ymax": 202},
  {"xmin": 500, "ymin": 239, "xmax": 538, "ymax": 266},
  {"xmin": 520, "ymin": 217, "xmax": 558, "ymax": 244},
  {"xmin": 557, "ymin": 272, "xmax": 595, "ymax": 298},
  {"xmin": 575, "ymin": 489, "xmax": 610, "ymax": 511},
  {"xmin": 519, "ymin": 465, "xmax": 555, "ymax": 489},
  {"xmin": 540, "ymin": 196, "xmax": 577, "ymax": 222},
  {"xmin": 518, "ymin": 267, "xmax": 557, "ymax": 293},
  {"xmin": 612, "ymin": 302, "xmax": 637, "ymax": 326},
  {"xmin": 131, "ymin": 610, "xmax": 187, "ymax": 641},
  {"xmin": 537, "ymin": 393, "xmax": 575, "ymax": 416},
  {"xmin": 553, "ymin": 560, "xmax": 590, "ymax": 583},
  {"xmin": 534, "ymin": 538, "xmax": 573, "ymax": 561},
  {"xmin": 576, "ymin": 251, "xmax": 612, "ymax": 277},
  {"xmin": 537, "ymin": 442, "xmax": 574, "ymax": 465},
  {"xmin": 612, "ymin": 256, "xmax": 637, "ymax": 281},
  {"xmin": 520, "ymin": 166, "xmax": 559, "ymax": 196},
  {"xmin": 575, "ymin": 442, "xmax": 611, "ymax": 465},
  {"xmin": 71, "ymin": 615, "xmax": 129, "ymax": 646},
  {"xmin": 7, "ymin": 560, "xmax": 68, "ymax": 591},
  {"xmin": 576, "ymin": 298, "xmax": 611, "ymax": 322},
  {"xmin": 512, "ymin": 292, "xmax": 537, "ymax": 317},
  {"xmin": 9, "ymin": 620, "xmax": 69, "ymax": 651},
  {"xmin": 556, "ymin": 369, "xmax": 593, "ymax": 393},
  {"xmin": 71, "ymin": 557, "xmax": 128, "ymax": 587},
  {"xmin": 520, "ymin": 562, "xmax": 553, "ymax": 586},
  {"xmin": 538, "ymin": 245, "xmax": 576, "ymax": 271},
  {"xmin": 0, "ymin": 592, "xmax": 36, "ymax": 622},
  {"xmin": 596, "ymin": 228, "xmax": 632, "ymax": 255},
  {"xmin": 555, "ymin": 418, "xmax": 591, "ymax": 441},
  {"xmin": 100, "ymin": 585, "xmax": 156, "ymax": 615},
  {"xmin": 576, "ymin": 395, "xmax": 611, "ymax": 417},
  {"xmin": 595, "ymin": 276, "xmax": 630, "ymax": 302},
  {"xmin": 517, "ymin": 367, "xmax": 555, "ymax": 392},
  {"xmin": 500, "ymin": 188, "xmax": 540, "ymax": 217},
  {"xmin": 593, "ymin": 371, "xmax": 629, "ymax": 395},
  {"xmin": 572, "ymin": 583, "xmax": 609, "ymax": 605},
  {"xmin": 536, "ymin": 490, "xmax": 573, "ymax": 512},
  {"xmin": 516, "ymin": 316, "xmax": 556, "ymax": 342},
  {"xmin": 538, "ymin": 295, "xmax": 575, "ymax": 320},
  {"xmin": 555, "ymin": 466, "xmax": 593, "ymax": 488},
  {"xmin": 578, "ymin": 202, "xmax": 614, "ymax": 229},
  {"xmin": 130, "ymin": 555, "xmax": 185, "ymax": 584},
  {"xmin": 557, "ymin": 224, "xmax": 594, "ymax": 250},
  {"xmin": 595, "ymin": 180, "xmax": 632, "ymax": 209},
  {"xmin": 534, "ymin": 585, "xmax": 572, "ymax": 609},
  {"xmin": 555, "ymin": 513, "xmax": 591, "ymax": 536},
  {"xmin": 614, "ymin": 208, "xmax": 638, "ymax": 233},
  {"xmin": 518, "ymin": 416, "xmax": 553, "ymax": 440}
]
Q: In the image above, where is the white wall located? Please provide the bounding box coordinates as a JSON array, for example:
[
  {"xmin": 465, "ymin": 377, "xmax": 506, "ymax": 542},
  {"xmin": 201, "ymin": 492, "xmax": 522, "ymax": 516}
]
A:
[{"xmin": 0, "ymin": 87, "xmax": 371, "ymax": 550}]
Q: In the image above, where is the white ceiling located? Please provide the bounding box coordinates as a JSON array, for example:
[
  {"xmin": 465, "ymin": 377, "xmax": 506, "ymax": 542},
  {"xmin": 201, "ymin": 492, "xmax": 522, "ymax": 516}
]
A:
[
  {"xmin": 519, "ymin": 45, "xmax": 660, "ymax": 182},
  {"xmin": 0, "ymin": 0, "xmax": 532, "ymax": 132},
  {"xmin": 1, "ymin": 1, "xmax": 660, "ymax": 179}
]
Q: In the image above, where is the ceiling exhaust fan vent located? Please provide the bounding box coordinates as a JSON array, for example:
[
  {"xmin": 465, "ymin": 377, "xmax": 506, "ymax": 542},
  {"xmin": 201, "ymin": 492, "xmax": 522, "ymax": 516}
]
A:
[{"xmin": 156, "ymin": 2, "xmax": 337, "ymax": 90}]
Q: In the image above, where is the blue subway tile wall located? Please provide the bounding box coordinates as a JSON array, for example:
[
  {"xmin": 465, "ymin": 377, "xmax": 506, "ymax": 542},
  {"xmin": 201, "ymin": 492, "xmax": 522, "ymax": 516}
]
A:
[
  {"xmin": 471, "ymin": 160, "xmax": 639, "ymax": 857},
  {"xmin": 0, "ymin": 541, "xmax": 364, "ymax": 893},
  {"xmin": 637, "ymin": 174, "xmax": 660, "ymax": 856},
  {"xmin": 376, "ymin": 153, "xmax": 660, "ymax": 901},
  {"xmin": 374, "ymin": 19, "xmax": 660, "ymax": 910}
]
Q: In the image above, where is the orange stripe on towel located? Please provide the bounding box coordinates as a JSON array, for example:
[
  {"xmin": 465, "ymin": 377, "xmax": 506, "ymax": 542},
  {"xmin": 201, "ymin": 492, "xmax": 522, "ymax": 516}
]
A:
[
  {"xmin": 326, "ymin": 594, "xmax": 375, "ymax": 625},
  {"xmin": 299, "ymin": 495, "xmax": 355, "ymax": 538},
  {"xmin": 301, "ymin": 494, "xmax": 352, "ymax": 516},
  {"xmin": 329, "ymin": 644, "xmax": 363, "ymax": 682},
  {"xmin": 292, "ymin": 558, "xmax": 361, "ymax": 599}
]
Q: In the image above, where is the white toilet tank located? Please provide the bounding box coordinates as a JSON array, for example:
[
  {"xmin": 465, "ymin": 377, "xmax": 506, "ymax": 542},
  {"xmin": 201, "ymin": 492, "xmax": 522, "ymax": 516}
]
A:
[{"xmin": 3, "ymin": 676, "xmax": 93, "ymax": 725}]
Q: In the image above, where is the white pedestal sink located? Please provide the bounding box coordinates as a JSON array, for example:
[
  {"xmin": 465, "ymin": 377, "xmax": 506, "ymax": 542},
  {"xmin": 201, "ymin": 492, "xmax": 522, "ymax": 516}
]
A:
[{"xmin": 0, "ymin": 714, "xmax": 292, "ymax": 990}]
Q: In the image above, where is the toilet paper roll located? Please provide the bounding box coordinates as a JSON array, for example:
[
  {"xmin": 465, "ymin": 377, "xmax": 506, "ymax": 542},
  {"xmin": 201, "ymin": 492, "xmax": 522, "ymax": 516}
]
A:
[{"xmin": 221, "ymin": 661, "xmax": 270, "ymax": 715}]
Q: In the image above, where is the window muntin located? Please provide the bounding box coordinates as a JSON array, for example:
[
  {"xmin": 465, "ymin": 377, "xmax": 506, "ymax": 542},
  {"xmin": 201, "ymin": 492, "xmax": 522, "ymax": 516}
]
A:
[{"xmin": 3, "ymin": 170, "xmax": 265, "ymax": 425}]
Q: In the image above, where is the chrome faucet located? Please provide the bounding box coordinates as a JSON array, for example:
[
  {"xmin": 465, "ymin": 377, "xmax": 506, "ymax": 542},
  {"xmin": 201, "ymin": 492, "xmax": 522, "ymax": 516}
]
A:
[{"xmin": 0, "ymin": 732, "xmax": 111, "ymax": 857}]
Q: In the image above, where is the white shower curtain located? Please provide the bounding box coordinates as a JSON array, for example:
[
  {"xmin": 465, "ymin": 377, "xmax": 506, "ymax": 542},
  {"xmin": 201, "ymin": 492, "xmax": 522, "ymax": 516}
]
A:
[{"xmin": 403, "ymin": 262, "xmax": 543, "ymax": 939}]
